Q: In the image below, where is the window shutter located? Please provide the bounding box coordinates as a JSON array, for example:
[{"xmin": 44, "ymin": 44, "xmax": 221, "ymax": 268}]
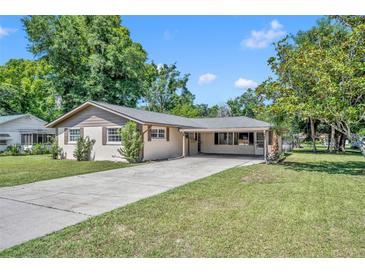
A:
[
  {"xmin": 102, "ymin": 127, "xmax": 107, "ymax": 145},
  {"xmin": 80, "ymin": 127, "xmax": 84, "ymax": 138},
  {"xmin": 214, "ymin": 133, "xmax": 218, "ymax": 145},
  {"xmin": 147, "ymin": 125, "xmax": 152, "ymax": 141},
  {"xmin": 64, "ymin": 128, "xmax": 68, "ymax": 145},
  {"xmin": 166, "ymin": 127, "xmax": 170, "ymax": 141}
]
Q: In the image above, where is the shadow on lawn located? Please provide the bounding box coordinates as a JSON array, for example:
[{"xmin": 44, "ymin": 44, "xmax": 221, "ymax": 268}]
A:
[
  {"xmin": 282, "ymin": 160, "xmax": 365, "ymax": 176},
  {"xmin": 293, "ymin": 149, "xmax": 362, "ymax": 156}
]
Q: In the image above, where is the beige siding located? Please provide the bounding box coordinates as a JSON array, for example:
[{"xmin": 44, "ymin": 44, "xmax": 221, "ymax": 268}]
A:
[
  {"xmin": 142, "ymin": 125, "xmax": 183, "ymax": 161},
  {"xmin": 57, "ymin": 105, "xmax": 127, "ymax": 128},
  {"xmin": 57, "ymin": 127, "xmax": 125, "ymax": 161},
  {"xmin": 200, "ymin": 132, "xmax": 256, "ymax": 155}
]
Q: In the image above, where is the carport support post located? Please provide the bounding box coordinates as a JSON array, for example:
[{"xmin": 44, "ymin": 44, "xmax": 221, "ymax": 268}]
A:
[
  {"xmin": 264, "ymin": 130, "xmax": 267, "ymax": 163},
  {"xmin": 182, "ymin": 133, "xmax": 186, "ymax": 157}
]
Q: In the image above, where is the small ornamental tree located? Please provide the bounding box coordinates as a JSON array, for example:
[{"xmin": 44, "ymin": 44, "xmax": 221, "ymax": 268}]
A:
[
  {"xmin": 50, "ymin": 137, "xmax": 62, "ymax": 159},
  {"xmin": 118, "ymin": 121, "xmax": 143, "ymax": 163},
  {"xmin": 73, "ymin": 136, "xmax": 95, "ymax": 161}
]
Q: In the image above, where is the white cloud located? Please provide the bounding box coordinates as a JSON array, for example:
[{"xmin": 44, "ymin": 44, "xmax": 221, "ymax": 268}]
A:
[
  {"xmin": 241, "ymin": 20, "xmax": 286, "ymax": 49},
  {"xmin": 234, "ymin": 78, "xmax": 258, "ymax": 89},
  {"xmin": 270, "ymin": 19, "xmax": 283, "ymax": 30},
  {"xmin": 0, "ymin": 26, "xmax": 17, "ymax": 38},
  {"xmin": 198, "ymin": 73, "xmax": 217, "ymax": 86}
]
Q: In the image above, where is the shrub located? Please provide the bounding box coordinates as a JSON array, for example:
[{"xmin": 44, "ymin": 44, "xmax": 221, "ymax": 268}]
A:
[
  {"xmin": 4, "ymin": 144, "xmax": 22, "ymax": 156},
  {"xmin": 30, "ymin": 143, "xmax": 50, "ymax": 155},
  {"xmin": 267, "ymin": 151, "xmax": 286, "ymax": 163},
  {"xmin": 118, "ymin": 121, "xmax": 143, "ymax": 163},
  {"xmin": 50, "ymin": 137, "xmax": 62, "ymax": 159},
  {"xmin": 73, "ymin": 136, "xmax": 95, "ymax": 161}
]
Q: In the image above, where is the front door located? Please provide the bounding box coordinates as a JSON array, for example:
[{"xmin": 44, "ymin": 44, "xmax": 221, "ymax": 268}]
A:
[
  {"xmin": 255, "ymin": 132, "xmax": 264, "ymax": 155},
  {"xmin": 197, "ymin": 133, "xmax": 201, "ymax": 153}
]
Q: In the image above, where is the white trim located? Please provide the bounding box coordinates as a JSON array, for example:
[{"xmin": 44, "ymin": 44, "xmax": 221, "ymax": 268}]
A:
[
  {"xmin": 106, "ymin": 126, "xmax": 122, "ymax": 144},
  {"xmin": 150, "ymin": 127, "xmax": 165, "ymax": 140},
  {"xmin": 68, "ymin": 128, "xmax": 80, "ymax": 144},
  {"xmin": 179, "ymin": 127, "xmax": 271, "ymax": 133}
]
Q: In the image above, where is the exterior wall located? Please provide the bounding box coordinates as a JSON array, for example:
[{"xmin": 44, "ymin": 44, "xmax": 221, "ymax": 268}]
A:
[
  {"xmin": 200, "ymin": 132, "xmax": 256, "ymax": 155},
  {"xmin": 57, "ymin": 127, "xmax": 124, "ymax": 161},
  {"xmin": 0, "ymin": 131, "xmax": 20, "ymax": 151},
  {"xmin": 56, "ymin": 106, "xmax": 128, "ymax": 161},
  {"xmin": 142, "ymin": 125, "xmax": 183, "ymax": 161}
]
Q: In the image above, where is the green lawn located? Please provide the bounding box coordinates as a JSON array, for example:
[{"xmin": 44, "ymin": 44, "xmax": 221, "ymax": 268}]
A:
[
  {"xmin": 0, "ymin": 155, "xmax": 130, "ymax": 187},
  {"xmin": 1, "ymin": 148, "xmax": 364, "ymax": 257}
]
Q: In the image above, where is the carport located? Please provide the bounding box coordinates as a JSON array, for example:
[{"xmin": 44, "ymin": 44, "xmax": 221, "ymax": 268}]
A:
[{"xmin": 180, "ymin": 127, "xmax": 273, "ymax": 159}]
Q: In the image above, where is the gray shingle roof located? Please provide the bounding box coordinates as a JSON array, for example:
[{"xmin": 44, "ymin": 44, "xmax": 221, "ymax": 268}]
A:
[
  {"xmin": 0, "ymin": 114, "xmax": 27, "ymax": 125},
  {"xmin": 92, "ymin": 101, "xmax": 271, "ymax": 129},
  {"xmin": 191, "ymin": 116, "xmax": 271, "ymax": 129}
]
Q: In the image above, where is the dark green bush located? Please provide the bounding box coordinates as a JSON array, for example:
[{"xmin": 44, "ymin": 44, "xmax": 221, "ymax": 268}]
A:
[{"xmin": 73, "ymin": 137, "xmax": 95, "ymax": 161}]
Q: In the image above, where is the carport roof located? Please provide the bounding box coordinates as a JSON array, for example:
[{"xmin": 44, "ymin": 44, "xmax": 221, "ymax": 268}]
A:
[{"xmin": 46, "ymin": 101, "xmax": 272, "ymax": 129}]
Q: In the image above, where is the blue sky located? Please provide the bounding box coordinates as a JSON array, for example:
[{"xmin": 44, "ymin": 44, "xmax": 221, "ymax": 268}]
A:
[{"xmin": 0, "ymin": 15, "xmax": 322, "ymax": 106}]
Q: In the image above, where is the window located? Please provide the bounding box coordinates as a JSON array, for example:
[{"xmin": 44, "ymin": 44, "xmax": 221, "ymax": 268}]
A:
[
  {"xmin": 214, "ymin": 132, "xmax": 233, "ymax": 145},
  {"xmin": 69, "ymin": 129, "xmax": 80, "ymax": 143},
  {"xmin": 237, "ymin": 132, "xmax": 254, "ymax": 145},
  {"xmin": 21, "ymin": 134, "xmax": 33, "ymax": 145},
  {"xmin": 107, "ymin": 128, "xmax": 121, "ymax": 143},
  {"xmin": 151, "ymin": 129, "xmax": 165, "ymax": 139},
  {"xmin": 21, "ymin": 134, "xmax": 54, "ymax": 145},
  {"xmin": 0, "ymin": 140, "xmax": 6, "ymax": 145}
]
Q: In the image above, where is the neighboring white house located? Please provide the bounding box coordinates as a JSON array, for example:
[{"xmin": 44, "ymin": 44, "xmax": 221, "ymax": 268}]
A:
[
  {"xmin": 0, "ymin": 114, "xmax": 56, "ymax": 152},
  {"xmin": 46, "ymin": 101, "xmax": 281, "ymax": 161}
]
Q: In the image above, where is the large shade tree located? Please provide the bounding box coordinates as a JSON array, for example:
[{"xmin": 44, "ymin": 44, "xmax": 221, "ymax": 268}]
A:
[
  {"xmin": 23, "ymin": 16, "xmax": 148, "ymax": 112},
  {"xmin": 257, "ymin": 17, "xmax": 365, "ymax": 152},
  {"xmin": 227, "ymin": 88, "xmax": 264, "ymax": 118},
  {"xmin": 0, "ymin": 59, "xmax": 61, "ymax": 121}
]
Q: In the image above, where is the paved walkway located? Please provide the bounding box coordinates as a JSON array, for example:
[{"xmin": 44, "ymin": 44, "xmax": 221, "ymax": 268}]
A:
[{"xmin": 0, "ymin": 155, "xmax": 263, "ymax": 250}]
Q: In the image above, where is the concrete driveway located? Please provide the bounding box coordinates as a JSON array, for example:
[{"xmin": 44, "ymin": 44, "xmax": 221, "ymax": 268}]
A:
[{"xmin": 0, "ymin": 155, "xmax": 263, "ymax": 250}]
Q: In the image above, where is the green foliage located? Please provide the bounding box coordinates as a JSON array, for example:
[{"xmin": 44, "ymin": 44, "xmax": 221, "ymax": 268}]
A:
[
  {"xmin": 31, "ymin": 144, "xmax": 50, "ymax": 155},
  {"xmin": 0, "ymin": 59, "xmax": 61, "ymax": 121},
  {"xmin": 4, "ymin": 144, "xmax": 22, "ymax": 156},
  {"xmin": 145, "ymin": 63, "xmax": 191, "ymax": 113},
  {"xmin": 257, "ymin": 16, "xmax": 365, "ymax": 143},
  {"xmin": 23, "ymin": 16, "xmax": 148, "ymax": 112},
  {"xmin": 50, "ymin": 137, "xmax": 62, "ymax": 159},
  {"xmin": 118, "ymin": 121, "xmax": 143, "ymax": 163},
  {"xmin": 73, "ymin": 137, "xmax": 96, "ymax": 161},
  {"xmin": 227, "ymin": 88, "xmax": 264, "ymax": 118}
]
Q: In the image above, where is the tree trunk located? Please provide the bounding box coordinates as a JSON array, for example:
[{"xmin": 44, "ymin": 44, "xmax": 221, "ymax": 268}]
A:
[
  {"xmin": 330, "ymin": 125, "xmax": 335, "ymax": 152},
  {"xmin": 339, "ymin": 133, "xmax": 346, "ymax": 152},
  {"xmin": 336, "ymin": 133, "xmax": 342, "ymax": 152},
  {"xmin": 327, "ymin": 133, "xmax": 331, "ymax": 151},
  {"xmin": 310, "ymin": 118, "xmax": 317, "ymax": 152}
]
